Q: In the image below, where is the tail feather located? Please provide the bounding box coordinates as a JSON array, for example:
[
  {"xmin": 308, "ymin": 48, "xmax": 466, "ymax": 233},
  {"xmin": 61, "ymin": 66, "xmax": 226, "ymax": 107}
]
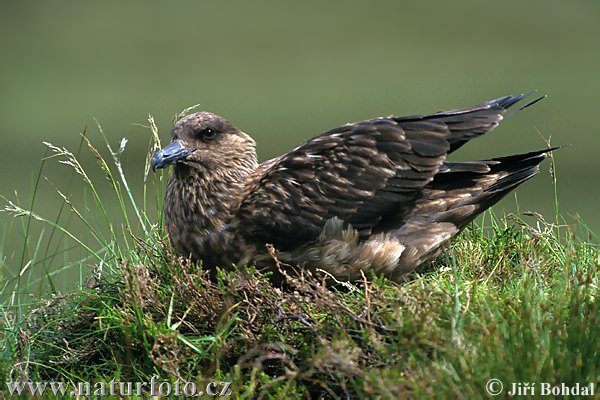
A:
[
  {"xmin": 486, "ymin": 150, "xmax": 550, "ymax": 191},
  {"xmin": 426, "ymin": 148, "xmax": 555, "ymax": 228},
  {"xmin": 382, "ymin": 148, "xmax": 555, "ymax": 273}
]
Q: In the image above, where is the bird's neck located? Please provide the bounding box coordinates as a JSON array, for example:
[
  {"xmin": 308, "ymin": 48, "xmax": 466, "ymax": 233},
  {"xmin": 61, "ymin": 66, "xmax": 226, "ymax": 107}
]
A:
[
  {"xmin": 173, "ymin": 163, "xmax": 252, "ymax": 223},
  {"xmin": 164, "ymin": 162, "xmax": 256, "ymax": 261}
]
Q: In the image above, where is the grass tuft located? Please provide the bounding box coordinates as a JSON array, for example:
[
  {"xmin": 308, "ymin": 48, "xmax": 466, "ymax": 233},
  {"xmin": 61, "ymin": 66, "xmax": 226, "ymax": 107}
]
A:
[{"xmin": 0, "ymin": 120, "xmax": 598, "ymax": 398}]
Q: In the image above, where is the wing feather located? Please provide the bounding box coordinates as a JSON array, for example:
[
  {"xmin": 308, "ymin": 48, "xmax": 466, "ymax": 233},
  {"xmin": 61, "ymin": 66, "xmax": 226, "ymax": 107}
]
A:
[{"xmin": 236, "ymin": 94, "xmax": 532, "ymax": 249}]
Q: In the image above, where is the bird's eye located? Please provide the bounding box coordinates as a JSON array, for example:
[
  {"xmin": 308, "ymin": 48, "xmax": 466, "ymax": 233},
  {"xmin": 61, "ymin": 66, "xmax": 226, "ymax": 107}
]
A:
[{"xmin": 198, "ymin": 127, "xmax": 217, "ymax": 140}]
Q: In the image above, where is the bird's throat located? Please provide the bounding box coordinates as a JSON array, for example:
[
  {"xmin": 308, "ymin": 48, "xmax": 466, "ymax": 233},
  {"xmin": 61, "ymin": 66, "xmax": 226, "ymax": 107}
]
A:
[{"xmin": 164, "ymin": 165, "xmax": 247, "ymax": 262}]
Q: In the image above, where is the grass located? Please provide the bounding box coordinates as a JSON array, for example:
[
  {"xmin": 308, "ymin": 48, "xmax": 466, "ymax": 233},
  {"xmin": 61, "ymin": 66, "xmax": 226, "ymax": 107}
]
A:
[{"xmin": 0, "ymin": 119, "xmax": 598, "ymax": 399}]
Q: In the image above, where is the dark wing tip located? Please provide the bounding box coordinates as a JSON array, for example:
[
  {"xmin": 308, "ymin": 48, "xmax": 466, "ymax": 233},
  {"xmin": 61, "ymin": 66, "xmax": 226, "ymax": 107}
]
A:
[
  {"xmin": 485, "ymin": 91, "xmax": 546, "ymax": 110},
  {"xmin": 518, "ymin": 94, "xmax": 547, "ymax": 111},
  {"xmin": 486, "ymin": 147, "xmax": 560, "ymax": 178}
]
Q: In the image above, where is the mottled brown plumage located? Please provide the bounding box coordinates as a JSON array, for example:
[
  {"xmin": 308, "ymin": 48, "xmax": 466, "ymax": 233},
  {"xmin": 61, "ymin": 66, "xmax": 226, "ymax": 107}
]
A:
[{"xmin": 152, "ymin": 94, "xmax": 551, "ymax": 281}]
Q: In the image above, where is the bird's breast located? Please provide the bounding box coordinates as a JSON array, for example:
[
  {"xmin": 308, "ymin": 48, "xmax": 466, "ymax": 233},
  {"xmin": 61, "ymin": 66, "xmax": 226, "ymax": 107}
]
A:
[{"xmin": 164, "ymin": 177, "xmax": 239, "ymax": 267}]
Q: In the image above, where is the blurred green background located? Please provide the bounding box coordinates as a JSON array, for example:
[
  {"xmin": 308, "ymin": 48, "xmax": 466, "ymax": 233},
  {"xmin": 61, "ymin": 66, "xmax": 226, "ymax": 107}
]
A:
[{"xmin": 1, "ymin": 1, "xmax": 599, "ymax": 288}]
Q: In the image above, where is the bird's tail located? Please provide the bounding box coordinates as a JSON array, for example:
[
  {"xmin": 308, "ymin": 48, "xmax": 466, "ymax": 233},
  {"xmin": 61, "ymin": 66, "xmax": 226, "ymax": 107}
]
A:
[
  {"xmin": 424, "ymin": 147, "xmax": 557, "ymax": 230},
  {"xmin": 384, "ymin": 148, "xmax": 555, "ymax": 277}
]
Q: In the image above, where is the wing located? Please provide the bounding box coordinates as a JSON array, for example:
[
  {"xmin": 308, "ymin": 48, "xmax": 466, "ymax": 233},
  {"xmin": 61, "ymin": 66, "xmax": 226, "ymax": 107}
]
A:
[
  {"xmin": 236, "ymin": 94, "xmax": 534, "ymax": 249},
  {"xmin": 393, "ymin": 93, "xmax": 540, "ymax": 153}
]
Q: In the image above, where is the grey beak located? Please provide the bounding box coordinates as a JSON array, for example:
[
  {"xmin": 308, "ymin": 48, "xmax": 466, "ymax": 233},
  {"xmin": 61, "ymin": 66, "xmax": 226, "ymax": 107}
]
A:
[{"xmin": 151, "ymin": 140, "xmax": 195, "ymax": 171}]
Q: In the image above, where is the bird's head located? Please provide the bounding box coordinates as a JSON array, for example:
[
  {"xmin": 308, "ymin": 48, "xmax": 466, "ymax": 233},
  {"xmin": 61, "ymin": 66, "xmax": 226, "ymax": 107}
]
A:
[{"xmin": 151, "ymin": 112, "xmax": 257, "ymax": 175}]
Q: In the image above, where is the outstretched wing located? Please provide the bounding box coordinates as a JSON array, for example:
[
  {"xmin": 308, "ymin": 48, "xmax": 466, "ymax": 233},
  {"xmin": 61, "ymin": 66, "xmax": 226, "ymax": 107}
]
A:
[{"xmin": 236, "ymin": 94, "xmax": 534, "ymax": 249}]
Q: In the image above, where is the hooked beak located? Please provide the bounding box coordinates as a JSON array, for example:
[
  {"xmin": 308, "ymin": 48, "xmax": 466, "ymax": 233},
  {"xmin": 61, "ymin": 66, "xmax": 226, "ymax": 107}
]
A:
[{"xmin": 151, "ymin": 140, "xmax": 195, "ymax": 171}]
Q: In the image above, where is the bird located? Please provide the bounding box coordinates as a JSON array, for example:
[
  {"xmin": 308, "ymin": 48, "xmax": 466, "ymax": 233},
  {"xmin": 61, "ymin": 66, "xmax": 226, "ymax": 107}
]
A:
[{"xmin": 151, "ymin": 94, "xmax": 552, "ymax": 282}]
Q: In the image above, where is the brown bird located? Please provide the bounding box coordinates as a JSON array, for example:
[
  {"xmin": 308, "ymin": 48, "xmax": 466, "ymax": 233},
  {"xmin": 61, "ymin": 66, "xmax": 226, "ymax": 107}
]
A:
[{"xmin": 152, "ymin": 94, "xmax": 551, "ymax": 282}]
